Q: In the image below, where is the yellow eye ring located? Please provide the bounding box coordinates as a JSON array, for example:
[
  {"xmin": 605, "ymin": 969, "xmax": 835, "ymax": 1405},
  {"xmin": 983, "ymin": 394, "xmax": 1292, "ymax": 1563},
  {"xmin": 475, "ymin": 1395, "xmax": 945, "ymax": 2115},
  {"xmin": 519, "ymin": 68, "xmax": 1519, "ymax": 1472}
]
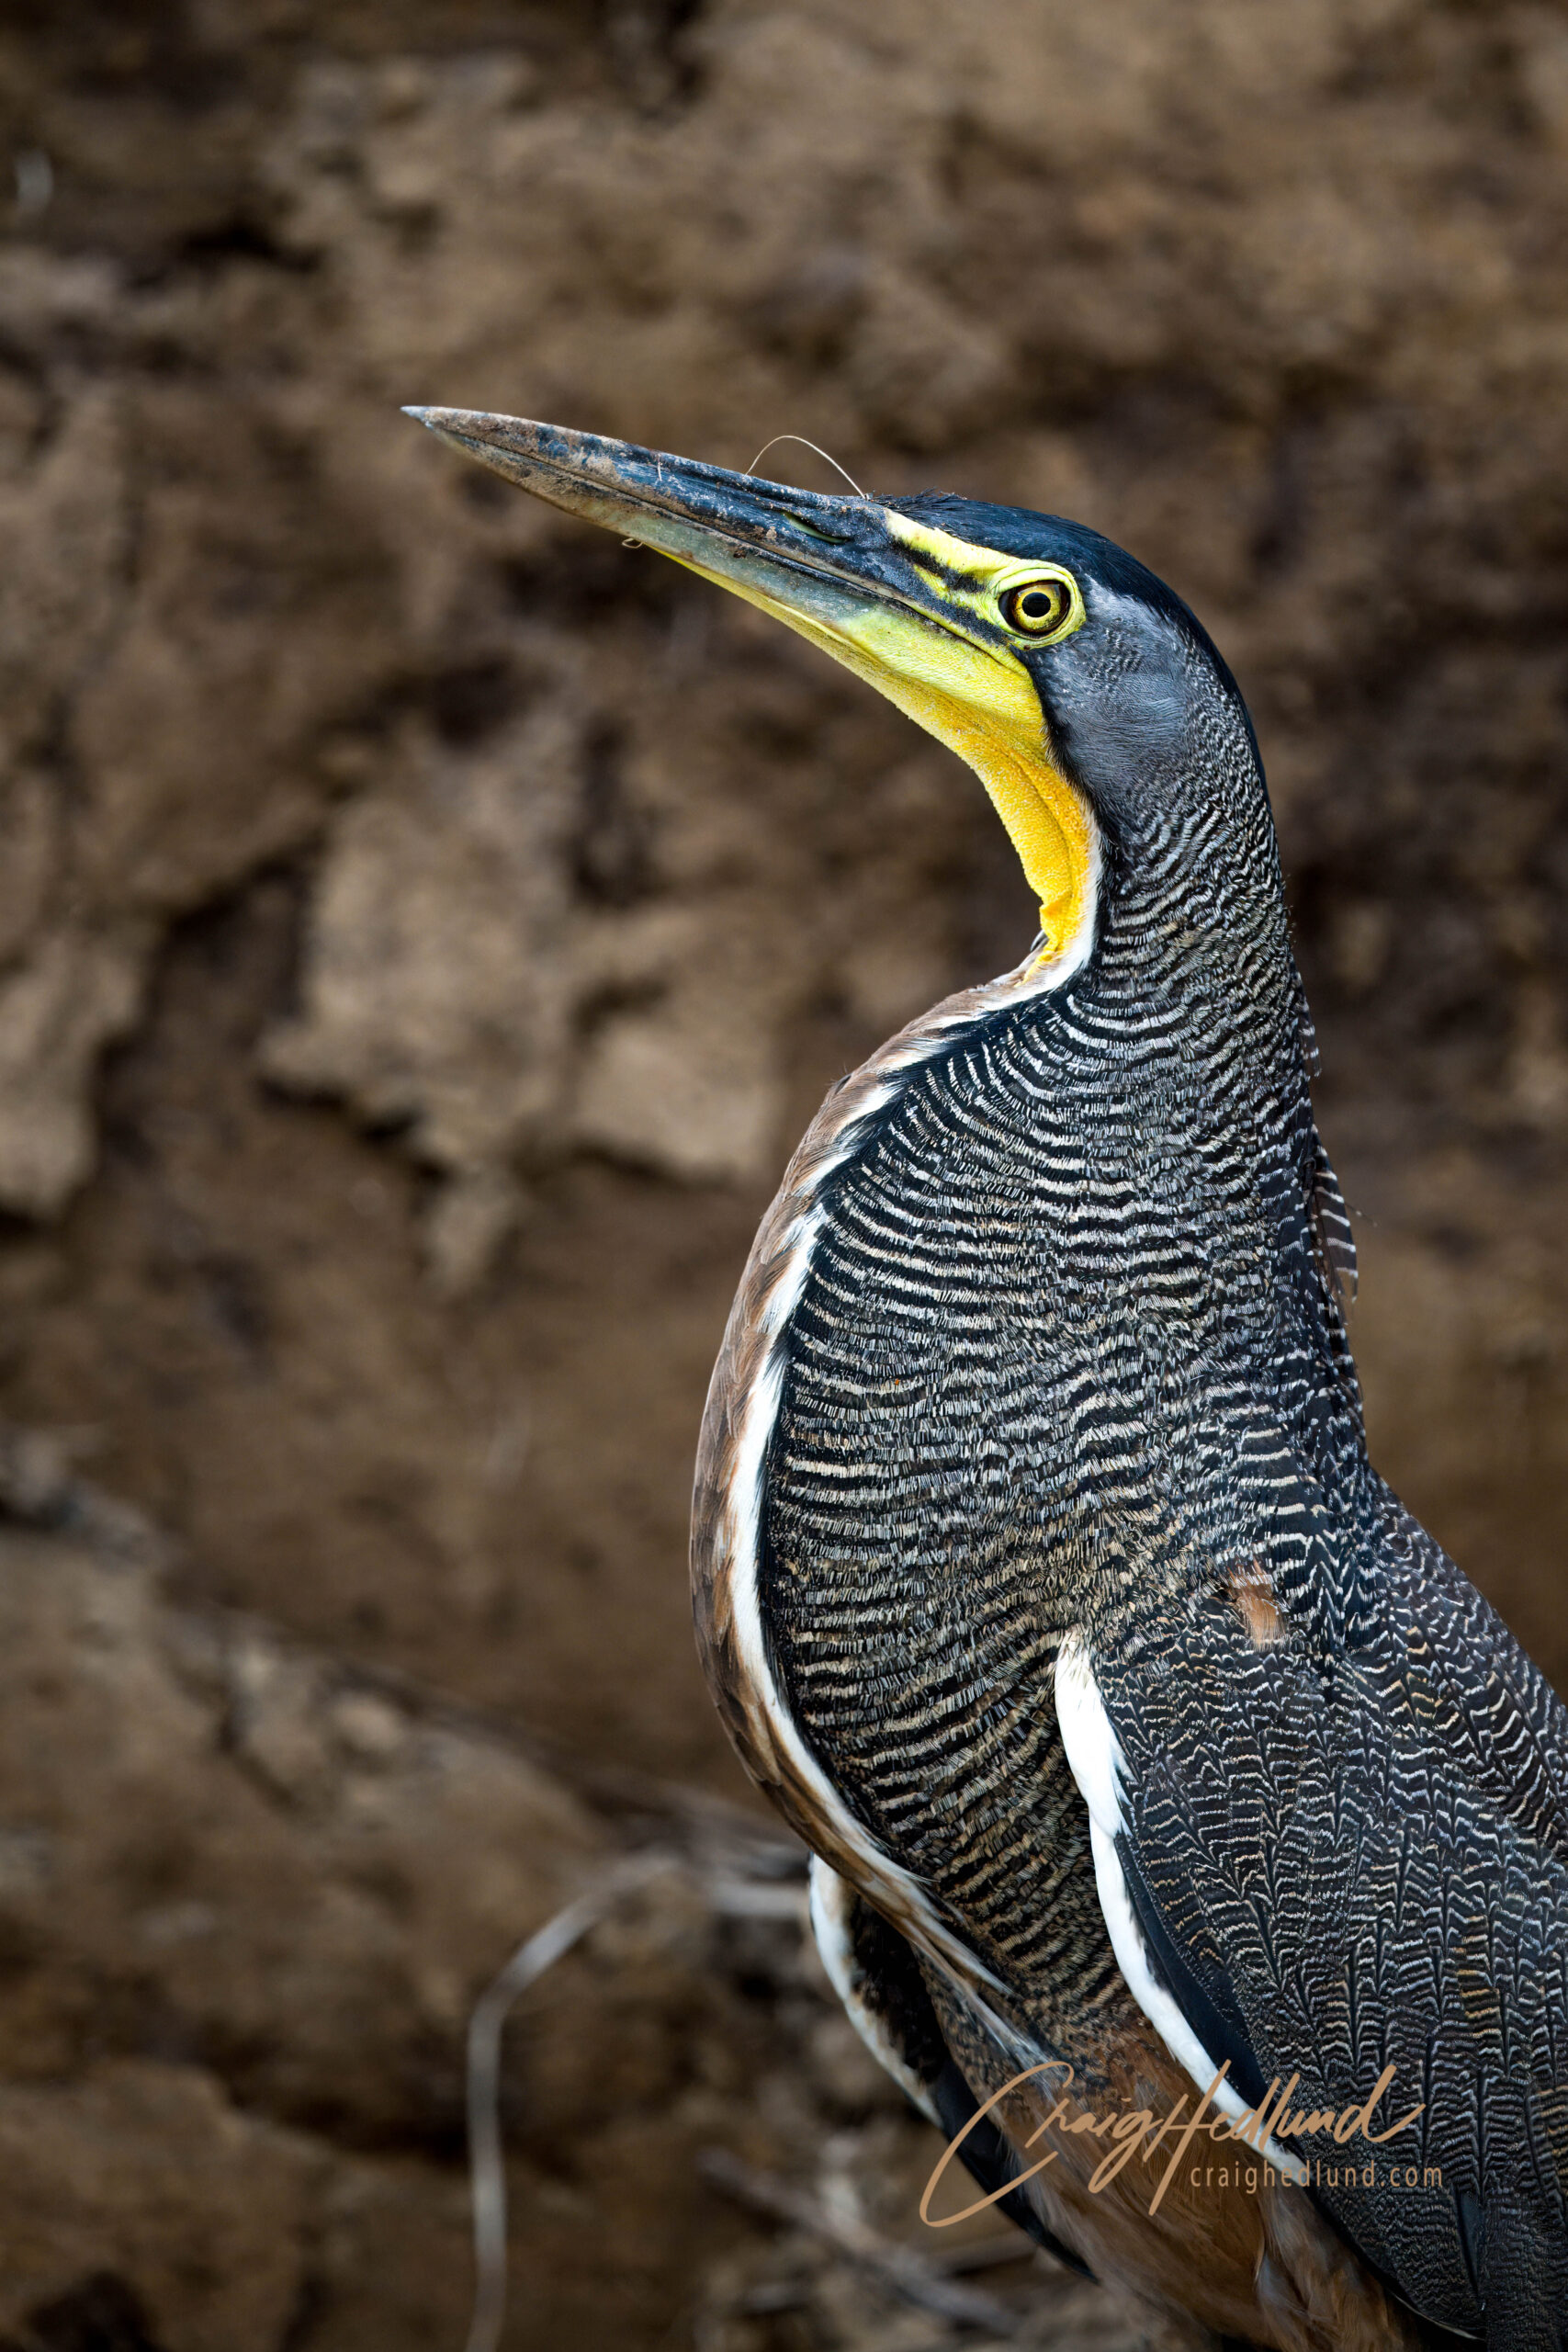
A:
[{"xmin": 998, "ymin": 571, "xmax": 1080, "ymax": 642}]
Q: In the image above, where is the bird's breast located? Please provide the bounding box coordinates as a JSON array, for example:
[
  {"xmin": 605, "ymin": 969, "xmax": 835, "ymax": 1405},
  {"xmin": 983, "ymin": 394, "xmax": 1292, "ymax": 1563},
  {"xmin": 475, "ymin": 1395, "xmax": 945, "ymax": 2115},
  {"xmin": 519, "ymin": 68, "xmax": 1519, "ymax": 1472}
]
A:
[{"xmin": 692, "ymin": 982, "xmax": 1345, "ymax": 2018}]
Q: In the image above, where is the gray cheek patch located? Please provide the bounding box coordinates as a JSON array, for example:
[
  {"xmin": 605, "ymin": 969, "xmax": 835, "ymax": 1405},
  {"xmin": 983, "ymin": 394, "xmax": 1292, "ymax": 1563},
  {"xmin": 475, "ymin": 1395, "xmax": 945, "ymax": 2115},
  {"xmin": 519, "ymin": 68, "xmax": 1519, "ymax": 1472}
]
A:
[{"xmin": 1046, "ymin": 592, "xmax": 1198, "ymax": 806}]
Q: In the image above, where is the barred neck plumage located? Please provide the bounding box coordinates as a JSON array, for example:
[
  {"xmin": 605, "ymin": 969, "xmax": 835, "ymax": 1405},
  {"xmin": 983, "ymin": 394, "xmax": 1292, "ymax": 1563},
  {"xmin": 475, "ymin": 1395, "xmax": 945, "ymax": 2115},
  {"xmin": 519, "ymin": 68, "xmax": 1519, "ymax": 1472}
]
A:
[{"xmin": 761, "ymin": 815, "xmax": 1370, "ymax": 1682}]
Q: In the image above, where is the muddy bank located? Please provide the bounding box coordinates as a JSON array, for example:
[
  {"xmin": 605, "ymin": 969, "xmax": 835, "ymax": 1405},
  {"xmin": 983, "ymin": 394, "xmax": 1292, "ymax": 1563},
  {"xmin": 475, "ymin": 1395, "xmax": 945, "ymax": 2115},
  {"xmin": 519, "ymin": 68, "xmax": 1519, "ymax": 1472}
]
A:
[{"xmin": 0, "ymin": 3, "xmax": 1564, "ymax": 2343}]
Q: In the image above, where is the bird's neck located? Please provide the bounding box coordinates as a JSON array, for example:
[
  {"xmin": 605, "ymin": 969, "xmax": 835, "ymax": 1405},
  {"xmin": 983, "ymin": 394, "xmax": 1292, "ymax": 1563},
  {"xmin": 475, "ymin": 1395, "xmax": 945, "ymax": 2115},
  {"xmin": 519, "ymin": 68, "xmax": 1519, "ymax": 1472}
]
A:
[
  {"xmin": 727, "ymin": 854, "xmax": 1367, "ymax": 1923},
  {"xmin": 1069, "ymin": 851, "xmax": 1313, "ymax": 1140},
  {"xmin": 774, "ymin": 861, "xmax": 1368, "ymax": 1624}
]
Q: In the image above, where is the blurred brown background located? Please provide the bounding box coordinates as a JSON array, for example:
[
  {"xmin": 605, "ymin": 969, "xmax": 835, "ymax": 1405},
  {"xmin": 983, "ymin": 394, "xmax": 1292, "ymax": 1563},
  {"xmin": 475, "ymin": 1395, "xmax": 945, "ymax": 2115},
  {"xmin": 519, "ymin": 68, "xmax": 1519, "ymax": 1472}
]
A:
[{"xmin": 0, "ymin": 3, "xmax": 1565, "ymax": 2346}]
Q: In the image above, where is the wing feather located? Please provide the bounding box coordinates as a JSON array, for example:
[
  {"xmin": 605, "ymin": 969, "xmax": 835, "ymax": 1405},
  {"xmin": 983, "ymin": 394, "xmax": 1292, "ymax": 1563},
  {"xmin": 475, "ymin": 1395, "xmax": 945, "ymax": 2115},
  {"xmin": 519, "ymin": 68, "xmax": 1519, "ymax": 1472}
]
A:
[{"xmin": 1078, "ymin": 1489, "xmax": 1568, "ymax": 2346}]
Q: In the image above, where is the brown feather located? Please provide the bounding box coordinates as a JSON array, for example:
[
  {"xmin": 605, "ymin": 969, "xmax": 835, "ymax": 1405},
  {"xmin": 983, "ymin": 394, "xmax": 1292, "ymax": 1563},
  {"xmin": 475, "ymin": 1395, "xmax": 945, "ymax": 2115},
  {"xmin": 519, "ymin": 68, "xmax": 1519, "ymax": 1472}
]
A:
[{"xmin": 924, "ymin": 1975, "xmax": 1425, "ymax": 2351}]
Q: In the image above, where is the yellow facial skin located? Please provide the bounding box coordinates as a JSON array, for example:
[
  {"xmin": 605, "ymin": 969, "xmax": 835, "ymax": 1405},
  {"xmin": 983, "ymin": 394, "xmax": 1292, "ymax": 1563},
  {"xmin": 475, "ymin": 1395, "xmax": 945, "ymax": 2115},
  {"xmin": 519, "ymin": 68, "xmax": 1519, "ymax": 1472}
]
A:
[{"xmin": 674, "ymin": 509, "xmax": 1094, "ymax": 961}]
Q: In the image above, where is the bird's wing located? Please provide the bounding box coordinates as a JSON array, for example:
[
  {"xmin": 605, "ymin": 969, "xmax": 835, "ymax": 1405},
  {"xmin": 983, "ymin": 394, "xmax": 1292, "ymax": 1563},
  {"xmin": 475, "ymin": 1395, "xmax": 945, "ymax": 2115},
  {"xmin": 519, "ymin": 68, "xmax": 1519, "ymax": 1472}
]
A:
[
  {"xmin": 813, "ymin": 1852, "xmax": 1430, "ymax": 2344},
  {"xmin": 806, "ymin": 1856, "xmax": 1095, "ymax": 2273},
  {"xmin": 1061, "ymin": 1488, "xmax": 1568, "ymax": 2348}
]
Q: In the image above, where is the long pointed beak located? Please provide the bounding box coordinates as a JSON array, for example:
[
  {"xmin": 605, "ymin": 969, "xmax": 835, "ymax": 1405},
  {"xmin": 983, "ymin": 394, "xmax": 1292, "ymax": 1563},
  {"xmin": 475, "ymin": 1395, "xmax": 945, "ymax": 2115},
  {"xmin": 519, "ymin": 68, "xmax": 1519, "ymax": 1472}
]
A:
[
  {"xmin": 404, "ymin": 409, "xmax": 1096, "ymax": 956},
  {"xmin": 405, "ymin": 406, "xmax": 988, "ymax": 653}
]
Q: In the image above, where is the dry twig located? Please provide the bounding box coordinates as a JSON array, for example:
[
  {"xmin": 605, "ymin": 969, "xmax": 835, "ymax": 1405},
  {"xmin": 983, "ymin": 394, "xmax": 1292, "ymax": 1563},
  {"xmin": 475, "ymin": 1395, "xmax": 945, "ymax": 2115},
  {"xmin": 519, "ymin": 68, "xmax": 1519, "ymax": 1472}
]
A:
[
  {"xmin": 463, "ymin": 1850, "xmax": 680, "ymax": 2352},
  {"xmin": 697, "ymin": 2145, "xmax": 1024, "ymax": 2336},
  {"xmin": 462, "ymin": 1822, "xmax": 808, "ymax": 2352}
]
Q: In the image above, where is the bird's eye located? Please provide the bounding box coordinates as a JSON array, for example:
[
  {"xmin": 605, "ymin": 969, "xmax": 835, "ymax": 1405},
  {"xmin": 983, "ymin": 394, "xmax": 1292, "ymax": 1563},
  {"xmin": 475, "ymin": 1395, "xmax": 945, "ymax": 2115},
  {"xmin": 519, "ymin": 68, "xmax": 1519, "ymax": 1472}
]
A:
[{"xmin": 1002, "ymin": 576, "xmax": 1073, "ymax": 638}]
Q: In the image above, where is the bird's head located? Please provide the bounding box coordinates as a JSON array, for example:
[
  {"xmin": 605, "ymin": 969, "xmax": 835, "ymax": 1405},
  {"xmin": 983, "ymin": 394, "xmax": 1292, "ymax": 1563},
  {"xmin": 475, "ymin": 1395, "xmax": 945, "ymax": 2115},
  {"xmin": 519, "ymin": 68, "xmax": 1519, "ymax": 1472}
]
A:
[{"xmin": 406, "ymin": 410, "xmax": 1274, "ymax": 983}]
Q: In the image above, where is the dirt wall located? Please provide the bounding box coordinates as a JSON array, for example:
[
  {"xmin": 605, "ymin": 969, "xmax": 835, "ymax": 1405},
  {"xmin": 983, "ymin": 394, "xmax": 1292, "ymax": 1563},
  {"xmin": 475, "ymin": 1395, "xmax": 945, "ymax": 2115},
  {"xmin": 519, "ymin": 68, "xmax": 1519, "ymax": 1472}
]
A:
[{"xmin": 0, "ymin": 5, "xmax": 1565, "ymax": 2346}]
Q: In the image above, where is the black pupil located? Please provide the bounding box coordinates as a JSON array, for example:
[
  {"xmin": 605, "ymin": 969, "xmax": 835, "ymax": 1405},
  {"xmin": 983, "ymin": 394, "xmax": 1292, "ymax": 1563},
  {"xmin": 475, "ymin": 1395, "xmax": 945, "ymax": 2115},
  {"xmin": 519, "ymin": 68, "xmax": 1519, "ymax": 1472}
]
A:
[{"xmin": 1018, "ymin": 587, "xmax": 1055, "ymax": 623}]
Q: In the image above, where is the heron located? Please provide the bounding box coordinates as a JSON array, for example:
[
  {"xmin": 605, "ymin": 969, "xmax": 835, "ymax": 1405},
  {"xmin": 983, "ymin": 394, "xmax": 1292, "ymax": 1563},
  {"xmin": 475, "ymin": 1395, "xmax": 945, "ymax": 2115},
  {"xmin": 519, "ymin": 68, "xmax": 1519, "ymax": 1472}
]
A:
[{"xmin": 411, "ymin": 405, "xmax": 1568, "ymax": 2349}]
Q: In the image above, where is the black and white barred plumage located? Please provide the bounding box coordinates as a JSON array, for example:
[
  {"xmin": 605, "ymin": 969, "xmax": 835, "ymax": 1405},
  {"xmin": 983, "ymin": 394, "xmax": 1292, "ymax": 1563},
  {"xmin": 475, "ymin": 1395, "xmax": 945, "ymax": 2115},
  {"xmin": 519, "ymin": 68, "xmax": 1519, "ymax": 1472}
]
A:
[
  {"xmin": 403, "ymin": 405, "xmax": 1568, "ymax": 2350},
  {"xmin": 710, "ymin": 498, "xmax": 1568, "ymax": 2346}
]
